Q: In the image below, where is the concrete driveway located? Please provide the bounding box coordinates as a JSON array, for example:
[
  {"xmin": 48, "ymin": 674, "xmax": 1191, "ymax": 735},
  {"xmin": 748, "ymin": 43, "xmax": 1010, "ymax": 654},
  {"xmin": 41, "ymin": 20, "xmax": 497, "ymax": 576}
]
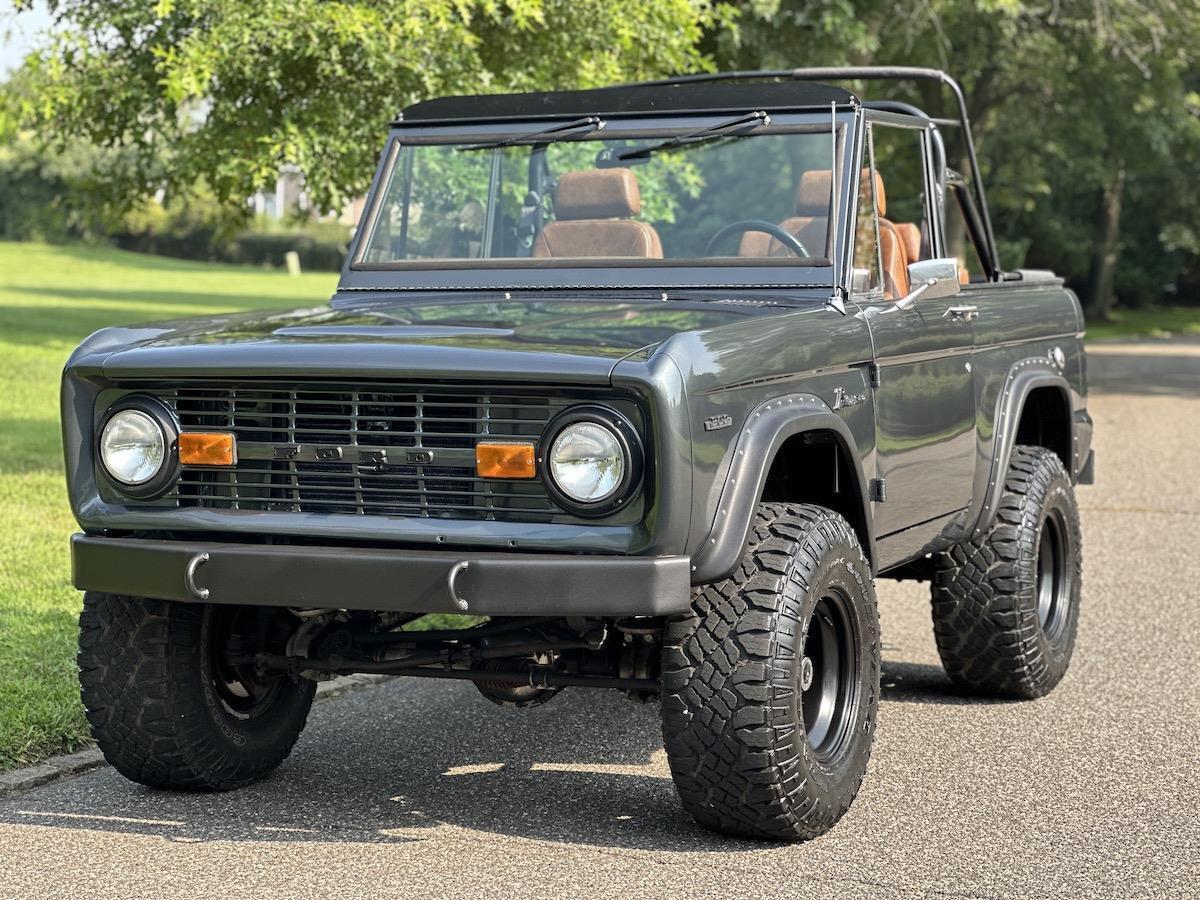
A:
[{"xmin": 1, "ymin": 343, "xmax": 1197, "ymax": 899}]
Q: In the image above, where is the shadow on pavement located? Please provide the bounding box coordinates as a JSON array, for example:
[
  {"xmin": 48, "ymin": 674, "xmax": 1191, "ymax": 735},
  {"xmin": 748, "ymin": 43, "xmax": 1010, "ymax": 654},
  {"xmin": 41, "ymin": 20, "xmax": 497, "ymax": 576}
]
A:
[
  {"xmin": 879, "ymin": 660, "xmax": 1019, "ymax": 706},
  {"xmin": 3, "ymin": 659, "xmax": 1022, "ymax": 852},
  {"xmin": 1, "ymin": 680, "xmax": 765, "ymax": 853}
]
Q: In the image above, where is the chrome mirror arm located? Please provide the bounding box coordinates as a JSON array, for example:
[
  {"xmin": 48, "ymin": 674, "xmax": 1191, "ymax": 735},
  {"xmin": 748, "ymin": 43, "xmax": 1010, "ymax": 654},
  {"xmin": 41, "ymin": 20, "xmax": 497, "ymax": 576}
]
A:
[{"xmin": 895, "ymin": 278, "xmax": 935, "ymax": 311}]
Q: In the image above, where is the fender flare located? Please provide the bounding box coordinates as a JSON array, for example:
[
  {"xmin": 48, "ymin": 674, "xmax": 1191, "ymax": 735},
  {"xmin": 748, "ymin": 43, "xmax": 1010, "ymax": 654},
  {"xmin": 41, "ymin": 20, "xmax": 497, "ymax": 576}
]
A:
[
  {"xmin": 689, "ymin": 393, "xmax": 875, "ymax": 584},
  {"xmin": 971, "ymin": 360, "xmax": 1074, "ymax": 539}
]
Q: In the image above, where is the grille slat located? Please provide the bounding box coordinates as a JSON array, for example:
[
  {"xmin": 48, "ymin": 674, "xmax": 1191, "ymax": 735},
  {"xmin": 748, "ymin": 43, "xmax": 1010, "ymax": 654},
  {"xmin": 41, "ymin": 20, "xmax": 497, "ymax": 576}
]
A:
[{"xmin": 136, "ymin": 379, "xmax": 591, "ymax": 522}]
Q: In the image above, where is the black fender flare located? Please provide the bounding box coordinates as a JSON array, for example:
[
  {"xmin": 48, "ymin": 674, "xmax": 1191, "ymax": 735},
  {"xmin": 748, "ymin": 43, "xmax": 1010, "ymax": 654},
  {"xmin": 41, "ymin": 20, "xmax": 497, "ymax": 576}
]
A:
[
  {"xmin": 970, "ymin": 360, "xmax": 1075, "ymax": 539},
  {"xmin": 689, "ymin": 393, "xmax": 875, "ymax": 584}
]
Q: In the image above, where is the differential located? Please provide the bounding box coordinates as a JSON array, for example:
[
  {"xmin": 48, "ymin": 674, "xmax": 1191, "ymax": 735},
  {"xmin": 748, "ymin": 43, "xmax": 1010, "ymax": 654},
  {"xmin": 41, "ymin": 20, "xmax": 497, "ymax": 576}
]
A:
[{"xmin": 473, "ymin": 658, "xmax": 562, "ymax": 709}]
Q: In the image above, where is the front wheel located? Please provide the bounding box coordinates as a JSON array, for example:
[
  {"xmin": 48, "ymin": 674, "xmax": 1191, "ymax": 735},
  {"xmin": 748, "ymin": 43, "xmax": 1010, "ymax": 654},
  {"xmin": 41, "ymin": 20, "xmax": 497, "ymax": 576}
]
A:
[
  {"xmin": 78, "ymin": 593, "xmax": 316, "ymax": 790},
  {"xmin": 661, "ymin": 503, "xmax": 880, "ymax": 841}
]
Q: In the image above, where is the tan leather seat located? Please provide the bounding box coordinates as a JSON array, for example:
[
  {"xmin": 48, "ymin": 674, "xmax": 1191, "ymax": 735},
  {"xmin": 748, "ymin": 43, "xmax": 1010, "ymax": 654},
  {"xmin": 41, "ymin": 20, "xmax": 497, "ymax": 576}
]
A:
[
  {"xmin": 897, "ymin": 220, "xmax": 974, "ymax": 284},
  {"xmin": 532, "ymin": 168, "xmax": 662, "ymax": 259},
  {"xmin": 738, "ymin": 169, "xmax": 831, "ymax": 258},
  {"xmin": 871, "ymin": 175, "xmax": 911, "ymax": 299},
  {"xmin": 738, "ymin": 167, "xmax": 910, "ymax": 296},
  {"xmin": 895, "ymin": 222, "xmax": 923, "ymax": 266}
]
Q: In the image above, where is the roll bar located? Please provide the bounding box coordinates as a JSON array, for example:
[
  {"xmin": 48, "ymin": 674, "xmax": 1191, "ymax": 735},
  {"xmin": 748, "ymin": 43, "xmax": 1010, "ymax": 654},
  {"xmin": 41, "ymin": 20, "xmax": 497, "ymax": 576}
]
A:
[{"xmin": 627, "ymin": 67, "xmax": 1001, "ymax": 281}]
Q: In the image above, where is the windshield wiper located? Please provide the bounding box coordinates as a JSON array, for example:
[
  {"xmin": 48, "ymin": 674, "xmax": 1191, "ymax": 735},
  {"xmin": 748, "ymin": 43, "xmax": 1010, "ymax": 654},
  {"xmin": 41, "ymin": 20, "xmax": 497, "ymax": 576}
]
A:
[
  {"xmin": 457, "ymin": 116, "xmax": 606, "ymax": 152},
  {"xmin": 616, "ymin": 110, "xmax": 770, "ymax": 161}
]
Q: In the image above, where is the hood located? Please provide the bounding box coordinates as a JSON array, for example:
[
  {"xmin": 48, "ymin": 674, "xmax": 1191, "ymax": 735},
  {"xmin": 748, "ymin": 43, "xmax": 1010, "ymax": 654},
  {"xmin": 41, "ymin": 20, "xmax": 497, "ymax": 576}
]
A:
[{"xmin": 80, "ymin": 296, "xmax": 816, "ymax": 384}]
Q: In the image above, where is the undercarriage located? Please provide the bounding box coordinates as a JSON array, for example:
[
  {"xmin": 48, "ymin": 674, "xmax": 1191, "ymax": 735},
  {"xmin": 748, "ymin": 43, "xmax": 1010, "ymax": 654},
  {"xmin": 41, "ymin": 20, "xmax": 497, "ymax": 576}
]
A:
[{"xmin": 239, "ymin": 609, "xmax": 664, "ymax": 706}]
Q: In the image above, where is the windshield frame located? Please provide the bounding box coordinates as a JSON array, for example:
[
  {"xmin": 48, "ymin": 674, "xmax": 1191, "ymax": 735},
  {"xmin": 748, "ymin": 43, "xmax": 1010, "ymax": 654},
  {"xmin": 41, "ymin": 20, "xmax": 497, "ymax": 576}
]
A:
[{"xmin": 341, "ymin": 109, "xmax": 859, "ymax": 293}]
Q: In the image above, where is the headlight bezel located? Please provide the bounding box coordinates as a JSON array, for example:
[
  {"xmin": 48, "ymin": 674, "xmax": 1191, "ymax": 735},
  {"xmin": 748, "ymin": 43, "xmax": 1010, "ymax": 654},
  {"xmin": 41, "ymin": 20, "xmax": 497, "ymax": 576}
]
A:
[
  {"xmin": 96, "ymin": 396, "xmax": 180, "ymax": 499},
  {"xmin": 540, "ymin": 405, "xmax": 643, "ymax": 518}
]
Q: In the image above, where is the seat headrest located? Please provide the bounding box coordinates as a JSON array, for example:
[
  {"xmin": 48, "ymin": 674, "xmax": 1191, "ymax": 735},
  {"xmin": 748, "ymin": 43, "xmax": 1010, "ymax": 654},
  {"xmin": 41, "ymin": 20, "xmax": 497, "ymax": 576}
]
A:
[
  {"xmin": 794, "ymin": 168, "xmax": 887, "ymax": 218},
  {"xmin": 555, "ymin": 168, "xmax": 642, "ymax": 220},
  {"xmin": 795, "ymin": 170, "xmax": 832, "ymax": 215}
]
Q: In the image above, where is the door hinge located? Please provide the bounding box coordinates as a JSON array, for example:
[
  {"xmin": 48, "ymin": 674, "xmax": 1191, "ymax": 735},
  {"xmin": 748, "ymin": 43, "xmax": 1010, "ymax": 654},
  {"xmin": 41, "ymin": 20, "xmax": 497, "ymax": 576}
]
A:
[
  {"xmin": 869, "ymin": 478, "xmax": 887, "ymax": 503},
  {"xmin": 868, "ymin": 362, "xmax": 882, "ymax": 388}
]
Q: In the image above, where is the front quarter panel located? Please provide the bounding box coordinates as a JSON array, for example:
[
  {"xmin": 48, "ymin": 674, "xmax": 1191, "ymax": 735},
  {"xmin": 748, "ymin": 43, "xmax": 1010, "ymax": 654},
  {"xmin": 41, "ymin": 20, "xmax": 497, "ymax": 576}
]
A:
[{"xmin": 641, "ymin": 304, "xmax": 876, "ymax": 580}]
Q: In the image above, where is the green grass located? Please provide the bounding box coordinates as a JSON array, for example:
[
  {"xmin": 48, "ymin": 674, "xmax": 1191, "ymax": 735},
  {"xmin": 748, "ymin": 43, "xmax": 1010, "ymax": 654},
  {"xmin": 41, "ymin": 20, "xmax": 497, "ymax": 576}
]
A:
[
  {"xmin": 1084, "ymin": 306, "xmax": 1200, "ymax": 341},
  {"xmin": 0, "ymin": 242, "xmax": 338, "ymax": 770}
]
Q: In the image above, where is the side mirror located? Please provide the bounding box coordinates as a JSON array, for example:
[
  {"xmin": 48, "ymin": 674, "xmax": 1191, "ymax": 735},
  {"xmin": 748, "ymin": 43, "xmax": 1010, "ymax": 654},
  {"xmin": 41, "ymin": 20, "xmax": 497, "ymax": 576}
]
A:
[{"xmin": 895, "ymin": 257, "xmax": 961, "ymax": 309}]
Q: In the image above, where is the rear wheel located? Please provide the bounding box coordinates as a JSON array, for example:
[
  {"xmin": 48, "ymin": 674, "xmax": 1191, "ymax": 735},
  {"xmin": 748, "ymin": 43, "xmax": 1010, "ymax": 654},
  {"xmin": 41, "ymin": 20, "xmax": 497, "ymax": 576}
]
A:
[
  {"xmin": 79, "ymin": 593, "xmax": 315, "ymax": 790},
  {"xmin": 931, "ymin": 445, "xmax": 1082, "ymax": 698},
  {"xmin": 661, "ymin": 503, "xmax": 880, "ymax": 841}
]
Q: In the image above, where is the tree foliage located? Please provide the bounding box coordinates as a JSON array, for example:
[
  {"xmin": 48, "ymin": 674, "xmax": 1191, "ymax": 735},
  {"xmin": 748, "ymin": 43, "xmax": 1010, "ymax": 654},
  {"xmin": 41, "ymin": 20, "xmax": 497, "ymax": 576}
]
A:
[
  {"xmin": 712, "ymin": 0, "xmax": 1200, "ymax": 312},
  {"xmin": 6, "ymin": 0, "xmax": 1200, "ymax": 312},
  {"xmin": 12, "ymin": 0, "xmax": 717, "ymax": 213}
]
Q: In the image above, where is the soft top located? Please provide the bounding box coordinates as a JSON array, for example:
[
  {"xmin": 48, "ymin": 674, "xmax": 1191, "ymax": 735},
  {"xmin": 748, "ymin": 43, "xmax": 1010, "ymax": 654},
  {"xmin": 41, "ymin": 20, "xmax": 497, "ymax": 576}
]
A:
[{"xmin": 397, "ymin": 81, "xmax": 856, "ymax": 125}]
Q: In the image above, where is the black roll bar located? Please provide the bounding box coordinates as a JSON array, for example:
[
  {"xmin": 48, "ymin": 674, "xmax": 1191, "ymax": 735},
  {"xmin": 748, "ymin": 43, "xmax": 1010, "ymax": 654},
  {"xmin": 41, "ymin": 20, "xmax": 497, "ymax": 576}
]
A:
[{"xmin": 627, "ymin": 66, "xmax": 1001, "ymax": 281}]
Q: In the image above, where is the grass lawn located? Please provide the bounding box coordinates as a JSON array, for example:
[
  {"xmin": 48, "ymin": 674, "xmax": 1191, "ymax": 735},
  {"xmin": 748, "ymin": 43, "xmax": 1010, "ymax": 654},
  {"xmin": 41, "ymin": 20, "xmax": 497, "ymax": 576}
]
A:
[
  {"xmin": 1084, "ymin": 305, "xmax": 1200, "ymax": 341},
  {"xmin": 0, "ymin": 242, "xmax": 338, "ymax": 770}
]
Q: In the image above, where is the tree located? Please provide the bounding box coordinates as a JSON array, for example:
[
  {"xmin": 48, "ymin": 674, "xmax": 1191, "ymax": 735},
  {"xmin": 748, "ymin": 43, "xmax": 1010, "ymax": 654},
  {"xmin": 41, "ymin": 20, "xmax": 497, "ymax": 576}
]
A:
[
  {"xmin": 708, "ymin": 0, "xmax": 1200, "ymax": 315},
  {"xmin": 11, "ymin": 0, "xmax": 718, "ymax": 214}
]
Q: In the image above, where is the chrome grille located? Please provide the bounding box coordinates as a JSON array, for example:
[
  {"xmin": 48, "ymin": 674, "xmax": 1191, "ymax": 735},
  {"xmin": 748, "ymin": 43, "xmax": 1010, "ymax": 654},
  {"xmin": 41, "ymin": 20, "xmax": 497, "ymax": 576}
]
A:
[{"xmin": 138, "ymin": 380, "xmax": 597, "ymax": 521}]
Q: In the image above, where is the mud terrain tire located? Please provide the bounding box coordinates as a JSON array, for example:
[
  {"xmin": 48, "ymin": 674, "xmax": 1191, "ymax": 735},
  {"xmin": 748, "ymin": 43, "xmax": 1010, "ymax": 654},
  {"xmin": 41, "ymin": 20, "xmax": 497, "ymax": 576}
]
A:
[
  {"xmin": 661, "ymin": 503, "xmax": 880, "ymax": 841},
  {"xmin": 931, "ymin": 445, "xmax": 1082, "ymax": 698},
  {"xmin": 79, "ymin": 593, "xmax": 315, "ymax": 790}
]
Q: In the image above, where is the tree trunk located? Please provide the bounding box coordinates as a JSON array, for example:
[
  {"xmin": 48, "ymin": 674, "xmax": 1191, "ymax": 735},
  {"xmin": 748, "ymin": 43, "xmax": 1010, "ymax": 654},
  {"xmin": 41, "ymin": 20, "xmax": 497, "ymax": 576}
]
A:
[{"xmin": 1086, "ymin": 164, "xmax": 1126, "ymax": 320}]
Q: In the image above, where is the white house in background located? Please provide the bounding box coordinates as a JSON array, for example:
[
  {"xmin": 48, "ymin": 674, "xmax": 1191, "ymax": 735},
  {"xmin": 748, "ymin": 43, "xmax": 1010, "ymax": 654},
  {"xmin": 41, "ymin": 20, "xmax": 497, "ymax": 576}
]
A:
[
  {"xmin": 250, "ymin": 165, "xmax": 365, "ymax": 226},
  {"xmin": 249, "ymin": 165, "xmax": 308, "ymax": 219}
]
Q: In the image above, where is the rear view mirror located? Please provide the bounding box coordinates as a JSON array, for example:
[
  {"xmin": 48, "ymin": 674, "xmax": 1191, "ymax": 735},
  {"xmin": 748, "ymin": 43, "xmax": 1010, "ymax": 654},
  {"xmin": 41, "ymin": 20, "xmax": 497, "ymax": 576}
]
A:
[{"xmin": 896, "ymin": 257, "xmax": 962, "ymax": 309}]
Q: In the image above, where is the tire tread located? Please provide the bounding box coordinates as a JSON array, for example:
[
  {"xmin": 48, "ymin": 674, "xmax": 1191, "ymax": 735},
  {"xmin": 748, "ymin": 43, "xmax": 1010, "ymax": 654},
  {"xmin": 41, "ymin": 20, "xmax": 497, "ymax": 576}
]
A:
[{"xmin": 662, "ymin": 502, "xmax": 879, "ymax": 840}]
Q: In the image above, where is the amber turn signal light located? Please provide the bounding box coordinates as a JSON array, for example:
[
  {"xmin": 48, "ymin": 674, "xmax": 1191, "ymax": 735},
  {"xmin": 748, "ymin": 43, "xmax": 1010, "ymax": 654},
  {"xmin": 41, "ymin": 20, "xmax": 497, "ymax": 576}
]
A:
[
  {"xmin": 475, "ymin": 441, "xmax": 536, "ymax": 479},
  {"xmin": 178, "ymin": 432, "xmax": 237, "ymax": 467}
]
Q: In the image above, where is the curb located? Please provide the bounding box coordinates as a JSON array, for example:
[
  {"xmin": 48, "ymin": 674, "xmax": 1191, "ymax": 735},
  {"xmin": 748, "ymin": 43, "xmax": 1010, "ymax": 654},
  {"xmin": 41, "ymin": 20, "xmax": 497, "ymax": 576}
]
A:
[
  {"xmin": 0, "ymin": 673, "xmax": 391, "ymax": 798},
  {"xmin": 0, "ymin": 749, "xmax": 107, "ymax": 797}
]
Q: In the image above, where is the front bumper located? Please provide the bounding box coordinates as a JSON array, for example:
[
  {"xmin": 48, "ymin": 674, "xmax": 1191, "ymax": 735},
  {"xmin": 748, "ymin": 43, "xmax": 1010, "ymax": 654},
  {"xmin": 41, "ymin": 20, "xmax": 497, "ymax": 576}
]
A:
[{"xmin": 71, "ymin": 534, "xmax": 692, "ymax": 616}]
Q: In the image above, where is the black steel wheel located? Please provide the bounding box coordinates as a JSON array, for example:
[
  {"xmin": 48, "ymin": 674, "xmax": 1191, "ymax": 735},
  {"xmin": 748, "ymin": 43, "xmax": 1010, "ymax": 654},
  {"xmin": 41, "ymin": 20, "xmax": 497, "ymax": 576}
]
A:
[
  {"xmin": 932, "ymin": 445, "xmax": 1082, "ymax": 698},
  {"xmin": 801, "ymin": 590, "xmax": 859, "ymax": 763},
  {"xmin": 1036, "ymin": 507, "xmax": 1072, "ymax": 642},
  {"xmin": 79, "ymin": 594, "xmax": 316, "ymax": 791},
  {"xmin": 205, "ymin": 605, "xmax": 293, "ymax": 721},
  {"xmin": 661, "ymin": 502, "xmax": 880, "ymax": 841}
]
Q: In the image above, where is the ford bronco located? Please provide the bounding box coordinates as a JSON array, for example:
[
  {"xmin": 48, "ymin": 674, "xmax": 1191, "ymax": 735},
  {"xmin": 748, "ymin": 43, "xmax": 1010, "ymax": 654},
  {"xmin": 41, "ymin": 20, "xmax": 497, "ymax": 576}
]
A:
[{"xmin": 64, "ymin": 67, "xmax": 1092, "ymax": 841}]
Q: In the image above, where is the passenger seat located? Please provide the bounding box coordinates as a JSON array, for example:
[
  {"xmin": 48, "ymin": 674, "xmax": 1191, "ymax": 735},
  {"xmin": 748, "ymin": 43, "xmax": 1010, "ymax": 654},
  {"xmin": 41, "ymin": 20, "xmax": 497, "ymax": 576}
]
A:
[
  {"xmin": 894, "ymin": 222, "xmax": 923, "ymax": 267},
  {"xmin": 532, "ymin": 168, "xmax": 663, "ymax": 259},
  {"xmin": 872, "ymin": 173, "xmax": 910, "ymax": 299}
]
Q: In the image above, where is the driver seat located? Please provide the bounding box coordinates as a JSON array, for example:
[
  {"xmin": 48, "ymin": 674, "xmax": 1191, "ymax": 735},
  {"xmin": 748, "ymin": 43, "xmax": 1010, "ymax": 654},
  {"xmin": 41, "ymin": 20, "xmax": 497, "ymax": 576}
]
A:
[
  {"xmin": 532, "ymin": 168, "xmax": 663, "ymax": 259},
  {"xmin": 738, "ymin": 169, "xmax": 831, "ymax": 258}
]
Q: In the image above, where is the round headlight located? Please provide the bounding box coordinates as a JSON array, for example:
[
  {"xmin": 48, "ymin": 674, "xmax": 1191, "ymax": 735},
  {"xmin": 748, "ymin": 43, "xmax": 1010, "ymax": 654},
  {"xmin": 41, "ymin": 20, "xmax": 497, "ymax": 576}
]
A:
[
  {"xmin": 100, "ymin": 409, "xmax": 166, "ymax": 485},
  {"xmin": 549, "ymin": 421, "xmax": 626, "ymax": 503}
]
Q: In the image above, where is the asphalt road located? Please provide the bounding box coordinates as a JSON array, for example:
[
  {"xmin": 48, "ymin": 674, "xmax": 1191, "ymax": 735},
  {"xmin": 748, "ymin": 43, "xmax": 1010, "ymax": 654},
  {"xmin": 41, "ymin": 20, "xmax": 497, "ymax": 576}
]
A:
[{"xmin": 2, "ymin": 344, "xmax": 1197, "ymax": 899}]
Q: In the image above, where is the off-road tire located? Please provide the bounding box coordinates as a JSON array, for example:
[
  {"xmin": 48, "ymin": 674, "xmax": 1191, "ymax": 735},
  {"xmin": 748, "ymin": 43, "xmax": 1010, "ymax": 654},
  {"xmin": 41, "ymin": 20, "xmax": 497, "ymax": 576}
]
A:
[
  {"xmin": 661, "ymin": 503, "xmax": 880, "ymax": 841},
  {"xmin": 78, "ymin": 593, "xmax": 316, "ymax": 790},
  {"xmin": 931, "ymin": 445, "xmax": 1082, "ymax": 698}
]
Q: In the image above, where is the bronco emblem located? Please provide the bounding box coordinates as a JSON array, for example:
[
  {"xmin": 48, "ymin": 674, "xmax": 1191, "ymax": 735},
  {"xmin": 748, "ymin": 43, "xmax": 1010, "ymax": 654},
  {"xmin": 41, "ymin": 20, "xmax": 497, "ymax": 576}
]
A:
[{"xmin": 833, "ymin": 386, "xmax": 866, "ymax": 410}]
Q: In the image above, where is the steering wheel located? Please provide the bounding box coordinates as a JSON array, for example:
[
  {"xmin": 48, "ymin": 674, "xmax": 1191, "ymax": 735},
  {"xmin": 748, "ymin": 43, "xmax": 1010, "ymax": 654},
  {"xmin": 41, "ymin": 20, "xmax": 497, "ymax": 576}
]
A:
[{"xmin": 705, "ymin": 220, "xmax": 810, "ymax": 257}]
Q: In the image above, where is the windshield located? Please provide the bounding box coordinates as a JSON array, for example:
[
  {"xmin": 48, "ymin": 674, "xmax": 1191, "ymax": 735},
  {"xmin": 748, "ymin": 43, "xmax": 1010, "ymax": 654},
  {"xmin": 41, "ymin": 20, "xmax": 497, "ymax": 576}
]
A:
[{"xmin": 357, "ymin": 126, "xmax": 837, "ymax": 268}]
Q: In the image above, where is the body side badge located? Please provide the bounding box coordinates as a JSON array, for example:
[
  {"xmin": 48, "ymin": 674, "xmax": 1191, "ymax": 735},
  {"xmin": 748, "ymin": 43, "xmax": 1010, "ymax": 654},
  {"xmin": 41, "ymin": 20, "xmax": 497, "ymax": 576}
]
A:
[
  {"xmin": 703, "ymin": 414, "xmax": 733, "ymax": 432},
  {"xmin": 833, "ymin": 386, "xmax": 866, "ymax": 411}
]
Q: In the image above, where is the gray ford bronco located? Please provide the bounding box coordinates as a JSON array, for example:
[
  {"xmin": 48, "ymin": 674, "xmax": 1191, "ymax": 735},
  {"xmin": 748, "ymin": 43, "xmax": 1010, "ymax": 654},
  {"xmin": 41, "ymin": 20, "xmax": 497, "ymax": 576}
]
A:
[{"xmin": 63, "ymin": 67, "xmax": 1092, "ymax": 841}]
